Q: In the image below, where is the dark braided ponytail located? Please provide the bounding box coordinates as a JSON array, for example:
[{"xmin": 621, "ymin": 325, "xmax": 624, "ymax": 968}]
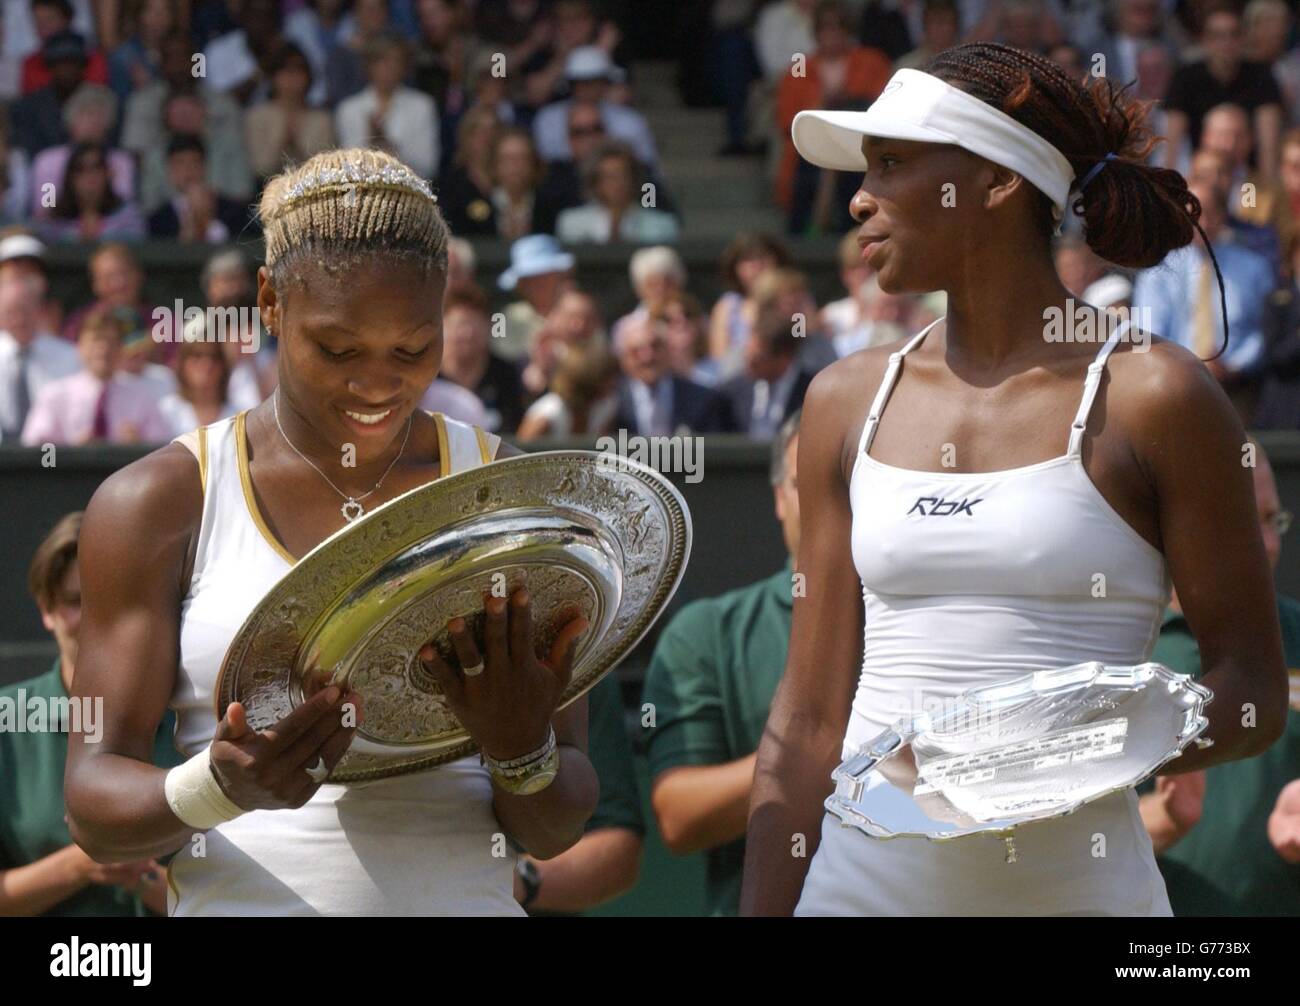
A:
[{"xmin": 924, "ymin": 42, "xmax": 1229, "ymax": 360}]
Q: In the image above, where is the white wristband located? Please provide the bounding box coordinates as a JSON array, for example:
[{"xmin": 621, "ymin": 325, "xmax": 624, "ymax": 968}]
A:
[{"xmin": 163, "ymin": 746, "xmax": 247, "ymax": 830}]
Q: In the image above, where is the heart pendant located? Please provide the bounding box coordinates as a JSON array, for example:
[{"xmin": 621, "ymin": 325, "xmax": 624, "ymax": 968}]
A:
[{"xmin": 341, "ymin": 499, "xmax": 365, "ymax": 522}]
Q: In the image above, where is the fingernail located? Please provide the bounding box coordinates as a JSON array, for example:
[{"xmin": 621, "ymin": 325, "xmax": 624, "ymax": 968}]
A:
[{"xmin": 325, "ymin": 685, "xmax": 340, "ymax": 703}]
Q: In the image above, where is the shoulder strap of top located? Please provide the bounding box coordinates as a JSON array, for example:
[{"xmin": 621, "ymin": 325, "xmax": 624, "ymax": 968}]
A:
[
  {"xmin": 857, "ymin": 315, "xmax": 946, "ymax": 456},
  {"xmin": 170, "ymin": 426, "xmax": 209, "ymax": 495},
  {"xmin": 430, "ymin": 411, "xmax": 502, "ymax": 475},
  {"xmin": 1067, "ymin": 316, "xmax": 1134, "ymax": 457}
]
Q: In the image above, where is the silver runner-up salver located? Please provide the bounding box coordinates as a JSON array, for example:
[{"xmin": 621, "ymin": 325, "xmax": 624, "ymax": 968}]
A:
[
  {"xmin": 825, "ymin": 662, "xmax": 1211, "ymax": 859},
  {"xmin": 215, "ymin": 450, "xmax": 691, "ymax": 782}
]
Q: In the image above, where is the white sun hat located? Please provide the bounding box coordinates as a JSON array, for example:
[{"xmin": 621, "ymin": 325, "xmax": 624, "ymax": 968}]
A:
[{"xmin": 792, "ymin": 68, "xmax": 1078, "ymax": 230}]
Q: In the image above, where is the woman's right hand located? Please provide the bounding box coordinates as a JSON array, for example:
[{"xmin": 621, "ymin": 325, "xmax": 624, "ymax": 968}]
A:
[{"xmin": 208, "ymin": 684, "xmax": 361, "ymax": 811}]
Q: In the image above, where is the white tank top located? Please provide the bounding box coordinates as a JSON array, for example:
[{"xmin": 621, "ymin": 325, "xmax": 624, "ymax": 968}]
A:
[
  {"xmin": 795, "ymin": 316, "xmax": 1175, "ymax": 916},
  {"xmin": 165, "ymin": 410, "xmax": 521, "ymax": 917}
]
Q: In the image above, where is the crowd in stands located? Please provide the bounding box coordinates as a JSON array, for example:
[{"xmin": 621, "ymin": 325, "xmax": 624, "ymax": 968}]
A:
[{"xmin": 2, "ymin": 0, "xmax": 1300, "ymax": 446}]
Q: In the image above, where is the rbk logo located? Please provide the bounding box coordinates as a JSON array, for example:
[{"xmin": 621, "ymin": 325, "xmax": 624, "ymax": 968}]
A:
[{"xmin": 908, "ymin": 496, "xmax": 982, "ymax": 516}]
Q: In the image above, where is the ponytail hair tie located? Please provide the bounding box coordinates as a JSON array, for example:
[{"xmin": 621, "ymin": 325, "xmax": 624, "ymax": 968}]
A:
[{"xmin": 1077, "ymin": 152, "xmax": 1119, "ymax": 192}]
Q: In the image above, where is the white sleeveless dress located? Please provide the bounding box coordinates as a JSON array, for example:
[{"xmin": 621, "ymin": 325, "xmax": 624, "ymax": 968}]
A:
[
  {"xmin": 164, "ymin": 410, "xmax": 522, "ymax": 916},
  {"xmin": 795, "ymin": 317, "xmax": 1175, "ymax": 916}
]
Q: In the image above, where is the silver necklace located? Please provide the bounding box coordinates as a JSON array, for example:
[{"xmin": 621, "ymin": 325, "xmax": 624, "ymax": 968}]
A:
[{"xmin": 272, "ymin": 390, "xmax": 413, "ymax": 522}]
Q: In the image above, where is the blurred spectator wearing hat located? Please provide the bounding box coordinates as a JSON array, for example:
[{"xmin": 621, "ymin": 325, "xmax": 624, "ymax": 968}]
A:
[
  {"xmin": 105, "ymin": 0, "xmax": 176, "ymax": 102},
  {"xmin": 0, "ymin": 510, "xmax": 180, "ymax": 916},
  {"xmin": 532, "ymin": 45, "xmax": 657, "ymax": 170},
  {"xmin": 21, "ymin": 306, "xmax": 168, "ymax": 445},
  {"xmin": 555, "ymin": 140, "xmax": 678, "ymax": 244},
  {"xmin": 244, "ymin": 43, "xmax": 337, "ymax": 184},
  {"xmin": 147, "ymin": 134, "xmax": 255, "ymax": 242},
  {"xmin": 122, "ymin": 30, "xmax": 252, "ymax": 215},
  {"xmin": 498, "ymin": 233, "xmax": 575, "ymax": 362},
  {"xmin": 0, "ymin": 232, "xmax": 78, "ymax": 442},
  {"xmin": 38, "ymin": 139, "xmax": 144, "ymax": 243},
  {"xmin": 336, "ymin": 31, "xmax": 440, "ymax": 180},
  {"xmin": 10, "ymin": 29, "xmax": 95, "ymax": 157},
  {"xmin": 437, "ymin": 284, "xmax": 526, "ymax": 433},
  {"xmin": 157, "ymin": 335, "xmax": 239, "ymax": 439},
  {"xmin": 518, "ymin": 0, "xmax": 625, "ymax": 111},
  {"xmin": 19, "ymin": 0, "xmax": 108, "ymax": 96},
  {"xmin": 28, "ymin": 84, "xmax": 133, "ymax": 221}
]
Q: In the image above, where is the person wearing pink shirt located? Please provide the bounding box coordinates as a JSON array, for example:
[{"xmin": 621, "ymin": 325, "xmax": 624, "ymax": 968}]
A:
[{"xmin": 21, "ymin": 307, "xmax": 169, "ymax": 445}]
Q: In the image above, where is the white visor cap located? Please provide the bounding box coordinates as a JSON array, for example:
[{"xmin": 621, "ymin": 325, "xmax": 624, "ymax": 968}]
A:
[{"xmin": 791, "ymin": 68, "xmax": 1077, "ymax": 226}]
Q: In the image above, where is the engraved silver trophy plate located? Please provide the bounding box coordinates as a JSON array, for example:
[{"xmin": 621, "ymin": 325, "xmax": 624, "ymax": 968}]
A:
[
  {"xmin": 215, "ymin": 451, "xmax": 691, "ymax": 782},
  {"xmin": 826, "ymin": 662, "xmax": 1211, "ymax": 843}
]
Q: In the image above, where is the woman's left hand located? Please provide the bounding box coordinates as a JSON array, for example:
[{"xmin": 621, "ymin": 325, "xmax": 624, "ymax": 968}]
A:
[{"xmin": 418, "ymin": 588, "xmax": 589, "ymax": 761}]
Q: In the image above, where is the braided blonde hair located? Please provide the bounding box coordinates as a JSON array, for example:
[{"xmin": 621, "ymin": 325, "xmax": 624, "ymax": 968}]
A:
[{"xmin": 258, "ymin": 148, "xmax": 449, "ymax": 287}]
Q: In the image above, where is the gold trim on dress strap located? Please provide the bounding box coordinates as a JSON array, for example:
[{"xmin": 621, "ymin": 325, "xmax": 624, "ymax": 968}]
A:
[
  {"xmin": 474, "ymin": 426, "xmax": 491, "ymax": 465},
  {"xmin": 197, "ymin": 425, "xmax": 208, "ymax": 495},
  {"xmin": 165, "ymin": 859, "xmax": 180, "ymax": 917},
  {"xmin": 434, "ymin": 412, "xmax": 451, "ymax": 478},
  {"xmin": 235, "ymin": 411, "xmax": 296, "ymax": 565}
]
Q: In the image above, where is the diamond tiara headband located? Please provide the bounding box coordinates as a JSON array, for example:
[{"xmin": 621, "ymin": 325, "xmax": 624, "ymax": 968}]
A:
[{"xmin": 277, "ymin": 161, "xmax": 438, "ymax": 211}]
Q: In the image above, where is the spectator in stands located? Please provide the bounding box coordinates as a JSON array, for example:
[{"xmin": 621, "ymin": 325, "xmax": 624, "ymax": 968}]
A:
[
  {"xmin": 709, "ymin": 0, "xmax": 764, "ymax": 158},
  {"xmin": 20, "ymin": 0, "xmax": 108, "ymax": 96},
  {"xmin": 498, "ymin": 233, "xmax": 575, "ymax": 361},
  {"xmin": 461, "ymin": 45, "xmax": 521, "ymax": 127},
  {"xmin": 821, "ymin": 231, "xmax": 912, "ymax": 357},
  {"xmin": 539, "ymin": 99, "xmax": 654, "ymax": 215},
  {"xmin": 284, "ymin": 0, "xmax": 353, "ymax": 93},
  {"xmin": 516, "ymin": 342, "xmax": 619, "ymax": 440},
  {"xmin": 39, "ymin": 140, "xmax": 145, "ymax": 242},
  {"xmin": 609, "ymin": 244, "xmax": 688, "ymax": 346},
  {"xmin": 1088, "ymin": 0, "xmax": 1174, "ymax": 96},
  {"xmin": 777, "ymin": 1, "xmax": 892, "ymax": 233},
  {"xmin": 653, "ymin": 291, "xmax": 718, "ymax": 386},
  {"xmin": 202, "ymin": 0, "xmax": 303, "ymax": 107},
  {"xmin": 147, "ymin": 134, "xmax": 253, "ymax": 243},
  {"xmin": 556, "ymin": 140, "xmax": 679, "ymax": 244},
  {"xmin": 10, "ymin": 30, "xmax": 94, "ymax": 157},
  {"xmin": 643, "ymin": 409, "xmax": 802, "ymax": 916},
  {"xmin": 1202, "ymin": 103, "xmax": 1293, "ymax": 269},
  {"xmin": 755, "ymin": 0, "xmax": 815, "ymax": 85},
  {"xmin": 1256, "ymin": 225, "xmax": 1300, "ymax": 429},
  {"xmin": 106, "ymin": 0, "xmax": 174, "ymax": 102},
  {"xmin": 336, "ymin": 32, "xmax": 440, "ymax": 181},
  {"xmin": 1054, "ymin": 233, "xmax": 1107, "ymax": 298},
  {"xmin": 411, "ymin": 0, "xmax": 479, "ymax": 119},
  {"xmin": 113, "ymin": 306, "xmax": 176, "ymax": 404},
  {"xmin": 123, "ymin": 31, "xmax": 252, "ymax": 214},
  {"xmin": 0, "ymin": 233, "xmax": 78, "ymax": 441},
  {"xmin": 532, "ymin": 46, "xmax": 657, "ymax": 169},
  {"xmin": 1132, "ymin": 178, "xmax": 1273, "ymax": 419},
  {"xmin": 610, "ymin": 313, "xmax": 737, "ymax": 435},
  {"xmin": 325, "ymin": 0, "xmax": 396, "ymax": 106},
  {"xmin": 201, "ymin": 247, "xmax": 273, "ymax": 409},
  {"xmin": 437, "ymin": 103, "xmax": 502, "ymax": 233},
  {"xmin": 28, "ymin": 84, "xmax": 133, "ymax": 222},
  {"xmin": 897, "ymin": 0, "xmax": 960, "ymax": 71},
  {"xmin": 1140, "ymin": 439, "xmax": 1300, "ymax": 914},
  {"xmin": 157, "ymin": 335, "xmax": 239, "ymax": 437},
  {"xmin": 0, "ymin": 116, "xmax": 33, "ymax": 224},
  {"xmin": 513, "ymin": 673, "xmax": 644, "ymax": 914},
  {"xmin": 520, "ymin": 286, "xmax": 605, "ymax": 401},
  {"xmin": 438, "ymin": 285, "xmax": 526, "ymax": 433},
  {"xmin": 244, "ymin": 43, "xmax": 337, "ymax": 183},
  {"xmin": 1187, "ymin": 145, "xmax": 1282, "ymax": 278},
  {"xmin": 479, "ymin": 127, "xmax": 563, "ymax": 238},
  {"xmin": 0, "ymin": 511, "xmax": 179, "ymax": 916},
  {"xmin": 1136, "ymin": 41, "xmax": 1182, "ymax": 171},
  {"xmin": 722, "ymin": 302, "xmax": 820, "ymax": 438},
  {"xmin": 708, "ymin": 232, "xmax": 789, "ymax": 368},
  {"xmin": 22, "ymin": 306, "xmax": 169, "ymax": 444},
  {"xmin": 445, "ymin": 235, "xmax": 477, "ymax": 295},
  {"xmin": 520, "ymin": 0, "xmax": 623, "ymax": 111},
  {"xmin": 1245, "ymin": 0, "xmax": 1300, "ymax": 127},
  {"xmin": 61, "ymin": 242, "xmax": 151, "ymax": 343},
  {"xmin": 749, "ymin": 265, "xmax": 838, "ymax": 374},
  {"xmin": 1163, "ymin": 4, "xmax": 1283, "ymax": 183},
  {"xmin": 1281, "ymin": 129, "xmax": 1300, "ymax": 243}
]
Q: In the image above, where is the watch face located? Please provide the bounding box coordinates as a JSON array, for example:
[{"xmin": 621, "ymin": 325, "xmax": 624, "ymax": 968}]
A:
[{"xmin": 513, "ymin": 767, "xmax": 559, "ymax": 796}]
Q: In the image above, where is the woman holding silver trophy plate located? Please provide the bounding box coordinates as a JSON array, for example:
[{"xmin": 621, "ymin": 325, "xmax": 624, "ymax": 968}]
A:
[
  {"xmin": 742, "ymin": 43, "xmax": 1290, "ymax": 916},
  {"xmin": 61, "ymin": 149, "xmax": 600, "ymax": 916}
]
